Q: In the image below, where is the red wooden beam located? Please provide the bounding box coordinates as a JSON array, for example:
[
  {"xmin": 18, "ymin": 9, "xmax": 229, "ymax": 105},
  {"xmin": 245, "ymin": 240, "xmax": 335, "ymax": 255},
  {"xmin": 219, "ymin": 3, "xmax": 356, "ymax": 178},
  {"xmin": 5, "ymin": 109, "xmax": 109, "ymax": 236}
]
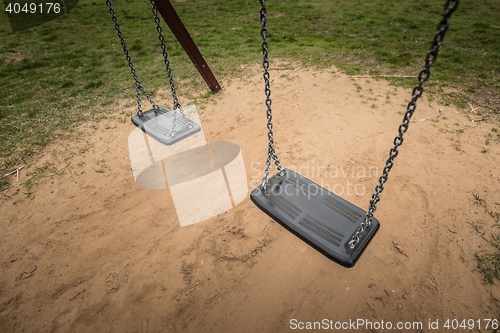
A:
[{"xmin": 154, "ymin": 0, "xmax": 221, "ymax": 92}]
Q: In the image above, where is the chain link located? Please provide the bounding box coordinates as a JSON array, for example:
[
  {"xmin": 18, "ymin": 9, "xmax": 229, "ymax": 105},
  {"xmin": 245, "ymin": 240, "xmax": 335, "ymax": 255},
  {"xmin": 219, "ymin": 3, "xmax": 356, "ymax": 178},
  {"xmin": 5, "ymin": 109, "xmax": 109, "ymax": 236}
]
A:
[
  {"xmin": 106, "ymin": 0, "xmax": 159, "ymax": 117},
  {"xmin": 150, "ymin": 0, "xmax": 193, "ymax": 136},
  {"xmin": 348, "ymin": 0, "xmax": 460, "ymax": 249},
  {"xmin": 260, "ymin": 0, "xmax": 284, "ymax": 190}
]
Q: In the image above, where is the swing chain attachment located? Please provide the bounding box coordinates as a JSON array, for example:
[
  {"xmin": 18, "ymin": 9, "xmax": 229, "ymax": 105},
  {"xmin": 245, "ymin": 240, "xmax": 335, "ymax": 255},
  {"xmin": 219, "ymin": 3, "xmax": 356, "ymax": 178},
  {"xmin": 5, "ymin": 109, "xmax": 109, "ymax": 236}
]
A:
[
  {"xmin": 106, "ymin": 0, "xmax": 159, "ymax": 117},
  {"xmin": 348, "ymin": 0, "xmax": 460, "ymax": 250},
  {"xmin": 260, "ymin": 0, "xmax": 284, "ymax": 191},
  {"xmin": 150, "ymin": 0, "xmax": 193, "ymax": 136}
]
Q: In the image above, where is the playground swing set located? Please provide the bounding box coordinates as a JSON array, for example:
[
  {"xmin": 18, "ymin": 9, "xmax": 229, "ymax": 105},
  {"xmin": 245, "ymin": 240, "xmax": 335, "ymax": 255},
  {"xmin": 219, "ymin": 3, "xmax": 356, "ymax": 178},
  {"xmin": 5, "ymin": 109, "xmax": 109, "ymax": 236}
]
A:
[{"xmin": 107, "ymin": 0, "xmax": 460, "ymax": 267}]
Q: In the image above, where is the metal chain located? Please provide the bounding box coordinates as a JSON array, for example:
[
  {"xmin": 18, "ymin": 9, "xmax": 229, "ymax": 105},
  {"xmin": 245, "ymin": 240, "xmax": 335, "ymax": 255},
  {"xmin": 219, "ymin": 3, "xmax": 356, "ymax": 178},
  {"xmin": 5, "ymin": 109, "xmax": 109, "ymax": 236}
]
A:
[
  {"xmin": 348, "ymin": 0, "xmax": 460, "ymax": 249},
  {"xmin": 150, "ymin": 0, "xmax": 193, "ymax": 137},
  {"xmin": 106, "ymin": 0, "xmax": 158, "ymax": 116},
  {"xmin": 260, "ymin": 0, "xmax": 284, "ymax": 190}
]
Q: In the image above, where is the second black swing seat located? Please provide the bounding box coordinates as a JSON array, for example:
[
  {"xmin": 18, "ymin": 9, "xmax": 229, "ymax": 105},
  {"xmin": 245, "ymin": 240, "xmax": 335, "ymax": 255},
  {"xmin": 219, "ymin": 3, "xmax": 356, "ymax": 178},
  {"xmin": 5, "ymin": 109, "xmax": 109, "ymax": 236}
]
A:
[
  {"xmin": 132, "ymin": 107, "xmax": 201, "ymax": 146},
  {"xmin": 250, "ymin": 169, "xmax": 380, "ymax": 267},
  {"xmin": 251, "ymin": 0, "xmax": 459, "ymax": 267}
]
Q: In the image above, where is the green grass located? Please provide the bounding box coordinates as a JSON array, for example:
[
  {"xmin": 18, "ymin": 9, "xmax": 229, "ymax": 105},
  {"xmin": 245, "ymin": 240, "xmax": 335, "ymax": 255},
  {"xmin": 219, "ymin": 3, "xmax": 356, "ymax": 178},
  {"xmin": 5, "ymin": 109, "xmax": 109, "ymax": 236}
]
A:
[
  {"xmin": 471, "ymin": 193, "xmax": 500, "ymax": 284},
  {"xmin": 476, "ymin": 250, "xmax": 500, "ymax": 284},
  {"xmin": 0, "ymin": 0, "xmax": 499, "ymax": 191}
]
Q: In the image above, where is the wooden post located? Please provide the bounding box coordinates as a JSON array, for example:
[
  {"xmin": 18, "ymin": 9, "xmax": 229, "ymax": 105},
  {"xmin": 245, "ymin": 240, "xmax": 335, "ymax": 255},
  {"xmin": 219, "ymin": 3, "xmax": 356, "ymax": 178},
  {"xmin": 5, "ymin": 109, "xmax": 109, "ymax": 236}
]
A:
[{"xmin": 154, "ymin": 0, "xmax": 221, "ymax": 92}]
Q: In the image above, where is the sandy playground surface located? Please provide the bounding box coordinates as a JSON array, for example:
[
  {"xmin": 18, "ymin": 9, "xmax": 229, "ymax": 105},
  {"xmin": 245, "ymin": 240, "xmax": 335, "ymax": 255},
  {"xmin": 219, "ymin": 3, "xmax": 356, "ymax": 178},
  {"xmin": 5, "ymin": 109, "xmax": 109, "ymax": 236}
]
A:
[{"xmin": 1, "ymin": 63, "xmax": 499, "ymax": 332}]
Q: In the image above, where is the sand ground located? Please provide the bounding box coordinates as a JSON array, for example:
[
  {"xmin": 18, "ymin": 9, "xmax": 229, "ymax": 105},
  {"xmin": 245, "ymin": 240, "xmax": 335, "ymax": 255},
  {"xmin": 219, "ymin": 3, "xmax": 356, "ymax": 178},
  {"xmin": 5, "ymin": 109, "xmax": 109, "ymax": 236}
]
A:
[{"xmin": 1, "ymin": 63, "xmax": 499, "ymax": 332}]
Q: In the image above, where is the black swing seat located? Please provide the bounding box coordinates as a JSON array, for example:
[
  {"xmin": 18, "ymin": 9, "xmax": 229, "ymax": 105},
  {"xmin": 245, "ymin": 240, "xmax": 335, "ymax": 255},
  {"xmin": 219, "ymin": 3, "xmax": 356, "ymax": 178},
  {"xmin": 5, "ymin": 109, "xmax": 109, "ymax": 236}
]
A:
[
  {"xmin": 250, "ymin": 169, "xmax": 379, "ymax": 267},
  {"xmin": 131, "ymin": 106, "xmax": 201, "ymax": 146}
]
